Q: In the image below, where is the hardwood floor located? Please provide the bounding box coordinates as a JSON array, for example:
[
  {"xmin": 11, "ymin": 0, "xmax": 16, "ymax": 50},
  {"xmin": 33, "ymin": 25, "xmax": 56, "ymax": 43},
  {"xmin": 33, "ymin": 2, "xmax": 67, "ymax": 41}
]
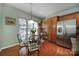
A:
[
  {"xmin": 0, "ymin": 45, "xmax": 38, "ymax": 56},
  {"xmin": 0, "ymin": 41, "xmax": 74, "ymax": 56},
  {"xmin": 0, "ymin": 45, "xmax": 19, "ymax": 56}
]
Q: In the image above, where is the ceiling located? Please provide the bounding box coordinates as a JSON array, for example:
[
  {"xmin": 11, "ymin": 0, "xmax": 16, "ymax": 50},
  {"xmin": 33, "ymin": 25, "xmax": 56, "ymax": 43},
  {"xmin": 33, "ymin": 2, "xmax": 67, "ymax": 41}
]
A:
[{"xmin": 5, "ymin": 3, "xmax": 79, "ymax": 19}]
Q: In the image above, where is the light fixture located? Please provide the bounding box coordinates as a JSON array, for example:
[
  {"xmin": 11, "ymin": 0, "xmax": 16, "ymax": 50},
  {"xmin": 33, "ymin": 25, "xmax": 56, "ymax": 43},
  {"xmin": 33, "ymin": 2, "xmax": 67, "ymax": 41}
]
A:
[
  {"xmin": 30, "ymin": 3, "xmax": 32, "ymax": 20},
  {"xmin": 30, "ymin": 3, "xmax": 35, "ymax": 28}
]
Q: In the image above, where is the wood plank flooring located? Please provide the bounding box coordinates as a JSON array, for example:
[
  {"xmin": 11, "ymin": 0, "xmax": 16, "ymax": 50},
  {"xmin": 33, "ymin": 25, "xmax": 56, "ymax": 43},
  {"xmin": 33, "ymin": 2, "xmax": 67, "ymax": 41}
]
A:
[{"xmin": 0, "ymin": 45, "xmax": 19, "ymax": 56}]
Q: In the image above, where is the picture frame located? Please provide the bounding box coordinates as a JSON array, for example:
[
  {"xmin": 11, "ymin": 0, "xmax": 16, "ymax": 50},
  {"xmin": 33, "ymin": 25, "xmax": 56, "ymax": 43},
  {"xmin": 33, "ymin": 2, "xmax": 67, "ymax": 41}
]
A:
[{"xmin": 5, "ymin": 17, "xmax": 16, "ymax": 25}]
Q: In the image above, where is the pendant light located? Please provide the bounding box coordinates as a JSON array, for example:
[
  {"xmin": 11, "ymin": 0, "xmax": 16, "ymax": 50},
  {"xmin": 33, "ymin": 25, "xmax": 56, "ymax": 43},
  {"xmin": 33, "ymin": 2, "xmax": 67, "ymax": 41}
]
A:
[{"xmin": 30, "ymin": 3, "xmax": 32, "ymax": 20}]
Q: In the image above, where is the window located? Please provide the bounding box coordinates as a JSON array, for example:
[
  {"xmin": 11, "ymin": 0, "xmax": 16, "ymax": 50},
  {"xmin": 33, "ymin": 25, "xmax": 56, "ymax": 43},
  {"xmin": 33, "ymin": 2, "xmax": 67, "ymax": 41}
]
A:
[
  {"xmin": 18, "ymin": 19, "xmax": 38, "ymax": 51},
  {"xmin": 18, "ymin": 18, "xmax": 26, "ymax": 41},
  {"xmin": 28, "ymin": 20, "xmax": 38, "ymax": 39},
  {"xmin": 18, "ymin": 19, "xmax": 38, "ymax": 43}
]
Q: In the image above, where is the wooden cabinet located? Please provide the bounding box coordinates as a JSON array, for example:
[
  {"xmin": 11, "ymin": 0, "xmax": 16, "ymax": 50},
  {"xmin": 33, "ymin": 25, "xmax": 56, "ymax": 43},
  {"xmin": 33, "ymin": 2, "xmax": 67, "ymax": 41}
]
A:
[{"xmin": 42, "ymin": 16, "xmax": 58, "ymax": 43}]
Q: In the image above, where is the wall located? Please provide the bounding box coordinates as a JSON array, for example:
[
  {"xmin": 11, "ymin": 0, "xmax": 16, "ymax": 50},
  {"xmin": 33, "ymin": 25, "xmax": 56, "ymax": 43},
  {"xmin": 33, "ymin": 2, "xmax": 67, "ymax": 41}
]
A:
[
  {"xmin": 0, "ymin": 4, "xmax": 3, "ymax": 49},
  {"xmin": 0, "ymin": 4, "xmax": 41, "ymax": 49}
]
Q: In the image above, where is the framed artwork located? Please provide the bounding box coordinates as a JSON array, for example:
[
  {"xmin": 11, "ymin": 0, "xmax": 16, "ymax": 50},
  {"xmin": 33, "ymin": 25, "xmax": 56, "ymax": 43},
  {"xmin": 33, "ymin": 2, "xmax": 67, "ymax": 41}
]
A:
[{"xmin": 5, "ymin": 17, "xmax": 16, "ymax": 25}]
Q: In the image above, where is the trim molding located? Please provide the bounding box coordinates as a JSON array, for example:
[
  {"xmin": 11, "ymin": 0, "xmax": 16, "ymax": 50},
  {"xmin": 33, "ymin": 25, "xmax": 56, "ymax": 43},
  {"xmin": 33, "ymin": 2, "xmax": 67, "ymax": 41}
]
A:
[{"xmin": 0, "ymin": 43, "xmax": 19, "ymax": 52}]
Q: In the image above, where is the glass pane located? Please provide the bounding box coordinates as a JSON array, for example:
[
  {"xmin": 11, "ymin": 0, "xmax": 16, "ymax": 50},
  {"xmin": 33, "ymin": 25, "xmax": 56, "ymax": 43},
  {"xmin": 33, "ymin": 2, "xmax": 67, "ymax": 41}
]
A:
[
  {"xmin": 28, "ymin": 20, "xmax": 38, "ymax": 36},
  {"xmin": 19, "ymin": 19, "xmax": 26, "ymax": 25},
  {"xmin": 18, "ymin": 18, "xmax": 26, "ymax": 41}
]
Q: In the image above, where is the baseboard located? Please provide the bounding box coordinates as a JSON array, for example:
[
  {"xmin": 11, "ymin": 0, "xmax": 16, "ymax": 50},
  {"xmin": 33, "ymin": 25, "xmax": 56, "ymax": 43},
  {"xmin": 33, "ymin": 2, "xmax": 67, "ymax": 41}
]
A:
[{"xmin": 0, "ymin": 43, "xmax": 19, "ymax": 51}]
